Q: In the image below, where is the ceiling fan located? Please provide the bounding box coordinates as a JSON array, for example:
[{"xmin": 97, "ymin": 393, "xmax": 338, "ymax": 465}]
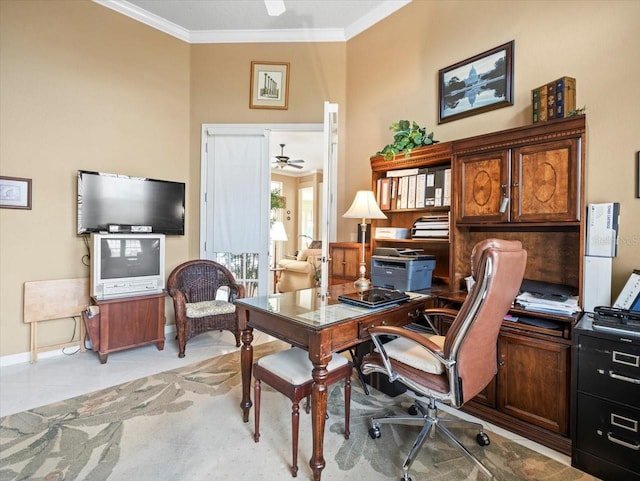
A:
[{"xmin": 273, "ymin": 144, "xmax": 304, "ymax": 169}]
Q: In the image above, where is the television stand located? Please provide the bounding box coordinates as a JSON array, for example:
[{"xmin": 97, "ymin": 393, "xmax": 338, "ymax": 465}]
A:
[{"xmin": 83, "ymin": 292, "xmax": 166, "ymax": 364}]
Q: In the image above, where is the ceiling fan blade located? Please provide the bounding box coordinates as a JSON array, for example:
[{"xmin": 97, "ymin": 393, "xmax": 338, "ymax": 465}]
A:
[
  {"xmin": 288, "ymin": 163, "xmax": 304, "ymax": 169},
  {"xmin": 288, "ymin": 159, "xmax": 304, "ymax": 163}
]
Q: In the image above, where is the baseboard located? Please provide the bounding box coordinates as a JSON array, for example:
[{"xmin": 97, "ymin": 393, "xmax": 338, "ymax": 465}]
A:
[{"xmin": 0, "ymin": 324, "xmax": 177, "ymax": 367}]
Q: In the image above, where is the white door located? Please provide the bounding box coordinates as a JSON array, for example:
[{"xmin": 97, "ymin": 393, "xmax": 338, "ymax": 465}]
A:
[
  {"xmin": 201, "ymin": 121, "xmax": 332, "ymax": 297},
  {"xmin": 201, "ymin": 126, "xmax": 270, "ymax": 296},
  {"xmin": 319, "ymin": 102, "xmax": 338, "ymax": 296}
]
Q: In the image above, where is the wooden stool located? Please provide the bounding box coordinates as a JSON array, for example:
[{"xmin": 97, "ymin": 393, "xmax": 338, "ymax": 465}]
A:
[{"xmin": 253, "ymin": 347, "xmax": 352, "ymax": 477}]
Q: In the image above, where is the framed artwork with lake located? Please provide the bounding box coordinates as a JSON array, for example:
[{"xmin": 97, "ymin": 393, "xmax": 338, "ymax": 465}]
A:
[{"xmin": 438, "ymin": 41, "xmax": 514, "ymax": 124}]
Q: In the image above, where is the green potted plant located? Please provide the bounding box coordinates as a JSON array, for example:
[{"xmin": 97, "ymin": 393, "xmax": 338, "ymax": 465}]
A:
[{"xmin": 375, "ymin": 120, "xmax": 438, "ymax": 160}]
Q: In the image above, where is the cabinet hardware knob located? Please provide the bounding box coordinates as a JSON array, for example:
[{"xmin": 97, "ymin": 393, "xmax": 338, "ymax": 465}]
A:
[{"xmin": 498, "ymin": 360, "xmax": 505, "ymax": 366}]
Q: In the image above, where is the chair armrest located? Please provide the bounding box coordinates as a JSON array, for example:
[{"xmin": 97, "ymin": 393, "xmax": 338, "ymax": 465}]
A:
[
  {"xmin": 423, "ymin": 307, "xmax": 458, "ymax": 320},
  {"xmin": 368, "ymin": 325, "xmax": 446, "ymax": 360}
]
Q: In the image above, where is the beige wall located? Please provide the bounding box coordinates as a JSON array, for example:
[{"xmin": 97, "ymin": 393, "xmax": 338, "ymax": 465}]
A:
[
  {"xmin": 0, "ymin": 1, "xmax": 190, "ymax": 357},
  {"xmin": 345, "ymin": 0, "xmax": 639, "ymax": 296},
  {"xmin": 1, "ymin": 0, "xmax": 638, "ymax": 358}
]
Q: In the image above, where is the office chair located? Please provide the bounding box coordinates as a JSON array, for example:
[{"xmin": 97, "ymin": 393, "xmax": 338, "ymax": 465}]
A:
[
  {"xmin": 361, "ymin": 238, "xmax": 527, "ymax": 481},
  {"xmin": 167, "ymin": 259, "xmax": 245, "ymax": 357}
]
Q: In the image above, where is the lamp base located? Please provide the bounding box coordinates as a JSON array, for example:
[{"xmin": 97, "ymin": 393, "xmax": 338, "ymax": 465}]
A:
[{"xmin": 354, "ymin": 276, "xmax": 372, "ymax": 292}]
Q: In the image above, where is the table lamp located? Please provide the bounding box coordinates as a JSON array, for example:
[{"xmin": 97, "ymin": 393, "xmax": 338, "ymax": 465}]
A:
[
  {"xmin": 270, "ymin": 221, "xmax": 288, "ymax": 269},
  {"xmin": 342, "ymin": 190, "xmax": 387, "ymax": 291}
]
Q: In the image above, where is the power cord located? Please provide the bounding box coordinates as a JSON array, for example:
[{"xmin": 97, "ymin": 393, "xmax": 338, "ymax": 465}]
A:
[{"xmin": 81, "ymin": 234, "xmax": 91, "ymax": 267}]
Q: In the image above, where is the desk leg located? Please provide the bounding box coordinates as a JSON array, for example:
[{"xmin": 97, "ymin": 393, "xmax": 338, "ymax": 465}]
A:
[
  {"xmin": 310, "ymin": 358, "xmax": 329, "ymax": 481},
  {"xmin": 240, "ymin": 327, "xmax": 254, "ymax": 423}
]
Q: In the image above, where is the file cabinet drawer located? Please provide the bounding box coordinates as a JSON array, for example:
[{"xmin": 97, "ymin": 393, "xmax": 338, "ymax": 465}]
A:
[
  {"xmin": 577, "ymin": 335, "xmax": 640, "ymax": 409},
  {"xmin": 575, "ymin": 393, "xmax": 640, "ymax": 473}
]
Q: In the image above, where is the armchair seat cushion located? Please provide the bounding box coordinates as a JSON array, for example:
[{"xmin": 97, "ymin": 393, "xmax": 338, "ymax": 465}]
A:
[
  {"xmin": 185, "ymin": 300, "xmax": 236, "ymax": 318},
  {"xmin": 382, "ymin": 334, "xmax": 446, "ymax": 375}
]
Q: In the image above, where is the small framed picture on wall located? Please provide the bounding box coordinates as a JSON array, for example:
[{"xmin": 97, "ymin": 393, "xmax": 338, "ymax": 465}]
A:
[
  {"xmin": 250, "ymin": 61, "xmax": 290, "ymax": 110},
  {"xmin": 0, "ymin": 176, "xmax": 32, "ymax": 209},
  {"xmin": 636, "ymin": 151, "xmax": 640, "ymax": 198}
]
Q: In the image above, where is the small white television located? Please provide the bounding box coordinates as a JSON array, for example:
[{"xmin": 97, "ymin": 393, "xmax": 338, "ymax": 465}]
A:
[{"xmin": 90, "ymin": 233, "xmax": 166, "ymax": 300}]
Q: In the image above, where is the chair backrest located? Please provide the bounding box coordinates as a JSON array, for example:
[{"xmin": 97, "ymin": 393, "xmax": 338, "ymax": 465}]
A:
[
  {"xmin": 445, "ymin": 238, "xmax": 527, "ymax": 404},
  {"xmin": 167, "ymin": 259, "xmax": 244, "ymax": 303}
]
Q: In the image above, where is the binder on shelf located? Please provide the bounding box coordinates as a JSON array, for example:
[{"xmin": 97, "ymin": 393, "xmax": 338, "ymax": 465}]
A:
[
  {"xmin": 379, "ymin": 177, "xmax": 391, "ymax": 210},
  {"xmin": 434, "ymin": 167, "xmax": 445, "ymax": 207},
  {"xmin": 399, "ymin": 176, "xmax": 409, "ymax": 209},
  {"xmin": 415, "ymin": 168, "xmax": 427, "ymax": 209},
  {"xmin": 425, "ymin": 169, "xmax": 436, "ymax": 207},
  {"xmin": 443, "ymin": 168, "xmax": 451, "ymax": 207},
  {"xmin": 407, "ymin": 175, "xmax": 417, "ymax": 209},
  {"xmin": 390, "ymin": 177, "xmax": 398, "ymax": 210}
]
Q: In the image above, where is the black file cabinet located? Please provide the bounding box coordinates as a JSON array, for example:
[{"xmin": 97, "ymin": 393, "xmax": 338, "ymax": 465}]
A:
[{"xmin": 572, "ymin": 315, "xmax": 640, "ymax": 481}]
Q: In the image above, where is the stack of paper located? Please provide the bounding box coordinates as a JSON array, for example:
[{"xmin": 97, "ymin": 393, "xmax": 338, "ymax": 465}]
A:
[{"xmin": 515, "ymin": 292, "xmax": 581, "ymax": 315}]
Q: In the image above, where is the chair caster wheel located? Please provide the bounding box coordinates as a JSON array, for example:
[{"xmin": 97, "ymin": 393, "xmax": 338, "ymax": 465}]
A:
[
  {"xmin": 369, "ymin": 426, "xmax": 381, "ymax": 439},
  {"xmin": 408, "ymin": 404, "xmax": 418, "ymax": 416},
  {"xmin": 400, "ymin": 477, "xmax": 412, "ymax": 481},
  {"xmin": 476, "ymin": 432, "xmax": 490, "ymax": 446}
]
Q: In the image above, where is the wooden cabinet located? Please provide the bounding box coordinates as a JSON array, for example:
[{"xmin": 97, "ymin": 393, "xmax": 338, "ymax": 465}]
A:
[
  {"xmin": 370, "ymin": 142, "xmax": 454, "ymax": 286},
  {"xmin": 370, "ymin": 116, "xmax": 586, "ymax": 456},
  {"xmin": 329, "ymin": 242, "xmax": 368, "ymax": 285},
  {"xmin": 457, "ymin": 137, "xmax": 581, "ymax": 224},
  {"xmin": 84, "ymin": 292, "xmax": 166, "ymax": 363},
  {"xmin": 497, "ymin": 331, "xmax": 570, "ymax": 434}
]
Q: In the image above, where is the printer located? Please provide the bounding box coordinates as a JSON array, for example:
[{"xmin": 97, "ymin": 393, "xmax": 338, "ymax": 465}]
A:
[{"xmin": 371, "ymin": 248, "xmax": 436, "ymax": 291}]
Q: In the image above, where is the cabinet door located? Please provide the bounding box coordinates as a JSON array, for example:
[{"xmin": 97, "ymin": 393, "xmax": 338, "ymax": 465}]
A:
[
  {"xmin": 330, "ymin": 244, "xmax": 360, "ymax": 280},
  {"xmin": 512, "ymin": 138, "xmax": 580, "ymax": 222},
  {"xmin": 457, "ymin": 150, "xmax": 510, "ymax": 223},
  {"xmin": 497, "ymin": 332, "xmax": 570, "ymax": 434}
]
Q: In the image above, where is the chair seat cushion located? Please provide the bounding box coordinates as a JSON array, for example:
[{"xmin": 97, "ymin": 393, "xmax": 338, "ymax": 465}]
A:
[
  {"xmin": 257, "ymin": 347, "xmax": 349, "ymax": 385},
  {"xmin": 382, "ymin": 334, "xmax": 446, "ymax": 375},
  {"xmin": 185, "ymin": 300, "xmax": 236, "ymax": 318}
]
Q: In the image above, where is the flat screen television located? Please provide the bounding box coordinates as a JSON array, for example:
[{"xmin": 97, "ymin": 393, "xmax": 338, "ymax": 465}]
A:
[
  {"xmin": 77, "ymin": 170, "xmax": 185, "ymax": 235},
  {"xmin": 90, "ymin": 233, "xmax": 165, "ymax": 300}
]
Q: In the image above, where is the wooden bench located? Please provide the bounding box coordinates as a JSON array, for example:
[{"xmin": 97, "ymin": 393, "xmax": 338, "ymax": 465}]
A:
[{"xmin": 23, "ymin": 278, "xmax": 90, "ymax": 362}]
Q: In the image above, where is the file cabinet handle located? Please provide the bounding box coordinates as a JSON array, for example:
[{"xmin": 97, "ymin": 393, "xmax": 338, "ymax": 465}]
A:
[
  {"xmin": 606, "ymin": 432, "xmax": 640, "ymax": 451},
  {"xmin": 608, "ymin": 370, "xmax": 640, "ymax": 384}
]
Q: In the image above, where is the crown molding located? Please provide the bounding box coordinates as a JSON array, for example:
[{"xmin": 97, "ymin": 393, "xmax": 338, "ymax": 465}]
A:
[{"xmin": 93, "ymin": 0, "xmax": 411, "ymax": 44}]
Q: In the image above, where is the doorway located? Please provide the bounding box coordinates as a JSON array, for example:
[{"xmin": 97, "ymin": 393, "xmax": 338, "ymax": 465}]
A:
[{"xmin": 201, "ymin": 123, "xmax": 326, "ymax": 297}]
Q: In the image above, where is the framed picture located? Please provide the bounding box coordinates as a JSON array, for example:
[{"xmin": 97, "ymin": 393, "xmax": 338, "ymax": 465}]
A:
[
  {"xmin": 250, "ymin": 61, "xmax": 290, "ymax": 110},
  {"xmin": 0, "ymin": 176, "xmax": 32, "ymax": 209},
  {"xmin": 438, "ymin": 41, "xmax": 514, "ymax": 124},
  {"xmin": 636, "ymin": 151, "xmax": 640, "ymax": 198}
]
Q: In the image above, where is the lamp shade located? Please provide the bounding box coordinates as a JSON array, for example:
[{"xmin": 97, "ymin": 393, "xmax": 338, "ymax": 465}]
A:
[
  {"xmin": 343, "ymin": 191, "xmax": 387, "ymax": 220},
  {"xmin": 270, "ymin": 221, "xmax": 288, "ymax": 241}
]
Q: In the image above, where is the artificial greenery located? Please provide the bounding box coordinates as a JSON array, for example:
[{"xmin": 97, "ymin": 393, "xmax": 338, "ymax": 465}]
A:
[
  {"xmin": 375, "ymin": 120, "xmax": 438, "ymax": 160},
  {"xmin": 270, "ymin": 189, "xmax": 286, "ymax": 210}
]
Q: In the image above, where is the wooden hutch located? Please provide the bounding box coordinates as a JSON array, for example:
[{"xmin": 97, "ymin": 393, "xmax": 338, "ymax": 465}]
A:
[{"xmin": 369, "ymin": 115, "xmax": 586, "ymax": 455}]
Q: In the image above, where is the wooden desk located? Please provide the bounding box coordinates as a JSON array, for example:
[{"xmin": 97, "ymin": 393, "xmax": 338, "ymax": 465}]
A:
[{"xmin": 236, "ymin": 284, "xmax": 432, "ymax": 481}]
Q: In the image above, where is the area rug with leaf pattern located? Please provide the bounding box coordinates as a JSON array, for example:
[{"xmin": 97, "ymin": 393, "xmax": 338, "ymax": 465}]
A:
[{"xmin": 1, "ymin": 340, "xmax": 597, "ymax": 481}]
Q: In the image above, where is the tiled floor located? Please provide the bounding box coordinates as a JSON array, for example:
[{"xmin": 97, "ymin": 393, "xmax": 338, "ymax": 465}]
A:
[{"xmin": 0, "ymin": 329, "xmax": 571, "ymax": 468}]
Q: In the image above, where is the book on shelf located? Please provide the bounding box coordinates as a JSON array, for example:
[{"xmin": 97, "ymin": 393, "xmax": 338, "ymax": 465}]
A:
[
  {"xmin": 399, "ymin": 176, "xmax": 409, "ymax": 209},
  {"xmin": 555, "ymin": 76, "xmax": 576, "ymax": 119},
  {"xmin": 546, "ymin": 81, "xmax": 556, "ymax": 120},
  {"xmin": 434, "ymin": 167, "xmax": 445, "ymax": 207},
  {"xmin": 532, "ymin": 87, "xmax": 541, "ymax": 123},
  {"xmin": 412, "ymin": 229, "xmax": 449, "ymax": 238},
  {"xmin": 538, "ymin": 85, "xmax": 548, "ymax": 122}
]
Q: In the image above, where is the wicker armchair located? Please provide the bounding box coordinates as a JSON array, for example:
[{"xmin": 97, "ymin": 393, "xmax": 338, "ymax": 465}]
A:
[{"xmin": 167, "ymin": 259, "xmax": 245, "ymax": 358}]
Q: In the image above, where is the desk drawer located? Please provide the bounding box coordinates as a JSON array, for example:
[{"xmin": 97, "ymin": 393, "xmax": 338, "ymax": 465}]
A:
[
  {"xmin": 577, "ymin": 335, "xmax": 640, "ymax": 409},
  {"xmin": 575, "ymin": 393, "xmax": 640, "ymax": 474},
  {"xmin": 357, "ymin": 305, "xmax": 424, "ymax": 338}
]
